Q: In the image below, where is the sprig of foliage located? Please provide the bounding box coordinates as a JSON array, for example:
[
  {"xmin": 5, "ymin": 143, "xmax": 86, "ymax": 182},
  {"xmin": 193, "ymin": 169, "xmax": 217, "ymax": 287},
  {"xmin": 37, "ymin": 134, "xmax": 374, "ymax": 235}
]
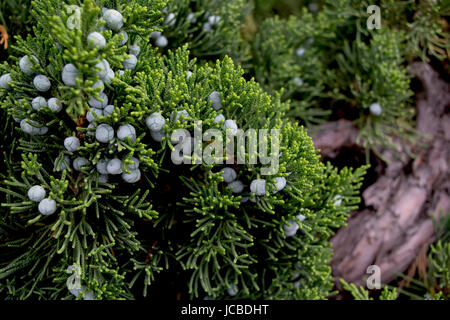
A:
[
  {"xmin": 153, "ymin": 0, "xmax": 250, "ymax": 63},
  {"xmin": 340, "ymin": 278, "xmax": 399, "ymax": 300}
]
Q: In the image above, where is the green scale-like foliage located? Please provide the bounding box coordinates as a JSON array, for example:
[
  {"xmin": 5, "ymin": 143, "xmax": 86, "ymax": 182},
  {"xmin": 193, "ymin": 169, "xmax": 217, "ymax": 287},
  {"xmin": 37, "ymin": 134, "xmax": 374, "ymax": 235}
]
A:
[
  {"xmin": 154, "ymin": 0, "xmax": 439, "ymax": 162},
  {"xmin": 140, "ymin": 1, "xmax": 418, "ymax": 159},
  {"xmin": 245, "ymin": 13, "xmax": 335, "ymax": 126},
  {"xmin": 3, "ymin": 1, "xmax": 448, "ymax": 161},
  {"xmin": 150, "ymin": 0, "xmax": 249, "ymax": 63},
  {"xmin": 240, "ymin": 1, "xmax": 430, "ymax": 160},
  {"xmin": 332, "ymin": 29, "xmax": 416, "ymax": 160},
  {"xmin": 0, "ymin": 0, "xmax": 366, "ymax": 300},
  {"xmin": 326, "ymin": 0, "xmax": 450, "ymax": 61}
]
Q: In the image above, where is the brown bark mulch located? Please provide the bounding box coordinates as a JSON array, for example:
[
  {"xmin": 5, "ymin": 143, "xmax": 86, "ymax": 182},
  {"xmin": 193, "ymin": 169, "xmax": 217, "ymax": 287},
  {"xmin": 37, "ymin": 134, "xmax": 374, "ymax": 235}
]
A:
[{"xmin": 312, "ymin": 62, "xmax": 450, "ymax": 287}]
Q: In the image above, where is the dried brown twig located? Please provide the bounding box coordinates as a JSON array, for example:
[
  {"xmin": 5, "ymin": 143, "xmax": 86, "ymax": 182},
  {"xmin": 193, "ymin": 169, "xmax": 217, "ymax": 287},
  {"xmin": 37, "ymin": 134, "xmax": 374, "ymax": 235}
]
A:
[{"xmin": 0, "ymin": 24, "xmax": 8, "ymax": 49}]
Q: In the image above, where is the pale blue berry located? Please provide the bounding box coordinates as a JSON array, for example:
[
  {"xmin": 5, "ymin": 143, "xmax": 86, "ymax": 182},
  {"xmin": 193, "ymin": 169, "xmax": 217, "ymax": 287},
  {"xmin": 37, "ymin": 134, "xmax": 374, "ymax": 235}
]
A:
[
  {"xmin": 272, "ymin": 177, "xmax": 286, "ymax": 193},
  {"xmin": 88, "ymin": 92, "xmax": 108, "ymax": 108},
  {"xmin": 284, "ymin": 215, "xmax": 305, "ymax": 237},
  {"xmin": 33, "ymin": 75, "xmax": 51, "ymax": 92},
  {"xmin": 48, "ymin": 97, "xmax": 62, "ymax": 112},
  {"xmin": 102, "ymin": 68, "xmax": 115, "ymax": 84},
  {"xmin": 227, "ymin": 284, "xmax": 238, "ymax": 297},
  {"xmin": 19, "ymin": 55, "xmax": 39, "ymax": 75},
  {"xmin": 87, "ymin": 123, "xmax": 96, "ymax": 136},
  {"xmin": 203, "ymin": 23, "xmax": 212, "ymax": 33},
  {"xmin": 155, "ymin": 36, "xmax": 168, "ymax": 48},
  {"xmin": 370, "ymin": 102, "xmax": 382, "ymax": 116},
  {"xmin": 92, "ymin": 80, "xmax": 105, "ymax": 93},
  {"xmin": 86, "ymin": 108, "xmax": 103, "ymax": 122},
  {"xmin": 295, "ymin": 47, "xmax": 305, "ymax": 57},
  {"xmin": 73, "ymin": 157, "xmax": 89, "ymax": 171},
  {"xmin": 32, "ymin": 96, "xmax": 47, "ymax": 110},
  {"xmin": 0, "ymin": 73, "xmax": 12, "ymax": 89},
  {"xmin": 122, "ymin": 169, "xmax": 141, "ymax": 183},
  {"xmin": 150, "ymin": 31, "xmax": 162, "ymax": 39},
  {"xmin": 122, "ymin": 54, "xmax": 137, "ymax": 70},
  {"xmin": 118, "ymin": 30, "xmax": 128, "ymax": 46},
  {"xmin": 222, "ymin": 119, "xmax": 238, "ymax": 136},
  {"xmin": 208, "ymin": 15, "xmax": 221, "ymax": 25},
  {"xmin": 146, "ymin": 112, "xmax": 165, "ymax": 132},
  {"xmin": 250, "ymin": 179, "xmax": 266, "ymax": 196},
  {"xmin": 333, "ymin": 195, "xmax": 342, "ymax": 206},
  {"xmin": 95, "ymin": 59, "xmax": 110, "ymax": 79},
  {"xmin": 103, "ymin": 105, "xmax": 116, "ymax": 117},
  {"xmin": 117, "ymin": 124, "xmax": 136, "ymax": 142},
  {"xmin": 171, "ymin": 110, "xmax": 189, "ymax": 123},
  {"xmin": 64, "ymin": 136, "xmax": 80, "ymax": 152},
  {"xmin": 103, "ymin": 9, "xmax": 123, "ymax": 30},
  {"xmin": 283, "ymin": 220, "xmax": 299, "ymax": 237},
  {"xmin": 62, "ymin": 64, "xmax": 79, "ymax": 87},
  {"xmin": 150, "ymin": 129, "xmax": 165, "ymax": 142},
  {"xmin": 187, "ymin": 12, "xmax": 196, "ymax": 23},
  {"xmin": 87, "ymin": 32, "xmax": 106, "ymax": 49},
  {"xmin": 27, "ymin": 185, "xmax": 46, "ymax": 202},
  {"xmin": 213, "ymin": 114, "xmax": 225, "ymax": 124},
  {"xmin": 96, "ymin": 159, "xmax": 109, "ymax": 175},
  {"xmin": 39, "ymin": 126, "xmax": 49, "ymax": 135},
  {"xmin": 208, "ymin": 91, "xmax": 222, "ymax": 110},
  {"xmin": 221, "ymin": 167, "xmax": 237, "ymax": 183},
  {"xmin": 107, "ymin": 158, "xmax": 122, "ymax": 175},
  {"xmin": 95, "ymin": 124, "xmax": 114, "ymax": 143},
  {"xmin": 165, "ymin": 13, "xmax": 176, "ymax": 27},
  {"xmin": 294, "ymin": 77, "xmax": 303, "ymax": 86},
  {"xmin": 20, "ymin": 119, "xmax": 41, "ymax": 135},
  {"xmin": 126, "ymin": 157, "xmax": 139, "ymax": 171},
  {"xmin": 38, "ymin": 198, "xmax": 57, "ymax": 215},
  {"xmin": 129, "ymin": 44, "xmax": 141, "ymax": 56},
  {"xmin": 228, "ymin": 180, "xmax": 244, "ymax": 193}
]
